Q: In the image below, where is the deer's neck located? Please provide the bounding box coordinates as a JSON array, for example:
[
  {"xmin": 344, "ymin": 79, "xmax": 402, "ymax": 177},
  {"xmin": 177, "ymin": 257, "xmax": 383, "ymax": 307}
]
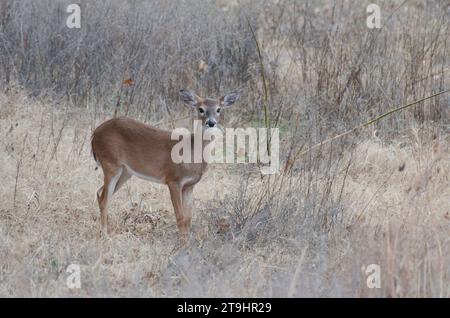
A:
[{"xmin": 191, "ymin": 126, "xmax": 215, "ymax": 165}]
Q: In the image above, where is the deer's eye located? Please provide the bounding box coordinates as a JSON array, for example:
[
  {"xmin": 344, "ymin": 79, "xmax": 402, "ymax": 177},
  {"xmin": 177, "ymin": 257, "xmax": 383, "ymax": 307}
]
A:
[
  {"xmin": 216, "ymin": 108, "xmax": 221, "ymax": 114},
  {"xmin": 199, "ymin": 108, "xmax": 205, "ymax": 114}
]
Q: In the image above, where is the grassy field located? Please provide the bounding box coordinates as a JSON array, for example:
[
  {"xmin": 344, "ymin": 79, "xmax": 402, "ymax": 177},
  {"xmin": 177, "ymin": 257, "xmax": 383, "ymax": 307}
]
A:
[{"xmin": 0, "ymin": 0, "xmax": 449, "ymax": 297}]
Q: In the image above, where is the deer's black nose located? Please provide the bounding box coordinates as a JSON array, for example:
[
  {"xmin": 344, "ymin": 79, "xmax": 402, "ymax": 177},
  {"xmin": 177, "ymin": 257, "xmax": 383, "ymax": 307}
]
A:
[{"xmin": 206, "ymin": 119, "xmax": 216, "ymax": 128}]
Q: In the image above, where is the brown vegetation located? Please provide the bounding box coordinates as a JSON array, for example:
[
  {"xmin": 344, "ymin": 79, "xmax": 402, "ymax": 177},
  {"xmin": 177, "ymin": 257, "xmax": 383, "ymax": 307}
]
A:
[{"xmin": 0, "ymin": 0, "xmax": 449, "ymax": 297}]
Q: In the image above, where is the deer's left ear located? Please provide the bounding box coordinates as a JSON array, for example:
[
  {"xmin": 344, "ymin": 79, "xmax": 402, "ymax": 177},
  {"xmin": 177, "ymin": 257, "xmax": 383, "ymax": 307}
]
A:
[
  {"xmin": 220, "ymin": 91, "xmax": 240, "ymax": 107},
  {"xmin": 180, "ymin": 89, "xmax": 201, "ymax": 107}
]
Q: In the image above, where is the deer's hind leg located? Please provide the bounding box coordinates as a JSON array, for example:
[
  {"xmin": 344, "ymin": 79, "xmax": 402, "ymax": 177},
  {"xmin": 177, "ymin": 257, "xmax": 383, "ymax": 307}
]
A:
[
  {"xmin": 113, "ymin": 168, "xmax": 131, "ymax": 194},
  {"xmin": 97, "ymin": 164, "xmax": 123, "ymax": 234}
]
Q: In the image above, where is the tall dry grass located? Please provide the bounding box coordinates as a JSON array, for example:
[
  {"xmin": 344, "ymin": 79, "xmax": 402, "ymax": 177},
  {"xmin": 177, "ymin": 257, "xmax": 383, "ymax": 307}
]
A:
[{"xmin": 0, "ymin": 0, "xmax": 449, "ymax": 297}]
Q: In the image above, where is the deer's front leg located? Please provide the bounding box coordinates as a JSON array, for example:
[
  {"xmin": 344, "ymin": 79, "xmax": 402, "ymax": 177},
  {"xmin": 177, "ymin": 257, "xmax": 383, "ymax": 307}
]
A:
[
  {"xmin": 168, "ymin": 182, "xmax": 188, "ymax": 244},
  {"xmin": 182, "ymin": 184, "xmax": 194, "ymax": 235}
]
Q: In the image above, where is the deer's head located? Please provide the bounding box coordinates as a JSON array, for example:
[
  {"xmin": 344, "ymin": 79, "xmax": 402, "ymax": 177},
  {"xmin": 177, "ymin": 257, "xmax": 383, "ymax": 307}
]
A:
[{"xmin": 179, "ymin": 89, "xmax": 240, "ymax": 129}]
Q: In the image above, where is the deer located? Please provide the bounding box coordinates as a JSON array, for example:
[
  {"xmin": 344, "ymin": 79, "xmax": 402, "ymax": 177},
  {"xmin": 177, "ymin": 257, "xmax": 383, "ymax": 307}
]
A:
[{"xmin": 91, "ymin": 89, "xmax": 240, "ymax": 244}]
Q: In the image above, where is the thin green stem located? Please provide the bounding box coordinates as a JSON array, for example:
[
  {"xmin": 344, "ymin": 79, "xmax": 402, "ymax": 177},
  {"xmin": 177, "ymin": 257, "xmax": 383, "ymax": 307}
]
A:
[{"xmin": 296, "ymin": 89, "xmax": 450, "ymax": 158}]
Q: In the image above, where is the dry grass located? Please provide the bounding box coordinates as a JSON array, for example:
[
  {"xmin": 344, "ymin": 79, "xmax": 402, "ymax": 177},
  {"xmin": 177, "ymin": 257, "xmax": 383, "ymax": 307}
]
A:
[
  {"xmin": 1, "ymin": 88, "xmax": 449, "ymax": 297},
  {"xmin": 0, "ymin": 0, "xmax": 449, "ymax": 297}
]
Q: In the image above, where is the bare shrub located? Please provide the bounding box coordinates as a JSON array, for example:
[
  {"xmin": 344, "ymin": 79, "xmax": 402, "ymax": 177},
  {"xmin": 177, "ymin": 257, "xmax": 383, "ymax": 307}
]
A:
[{"xmin": 0, "ymin": 0, "xmax": 449, "ymax": 297}]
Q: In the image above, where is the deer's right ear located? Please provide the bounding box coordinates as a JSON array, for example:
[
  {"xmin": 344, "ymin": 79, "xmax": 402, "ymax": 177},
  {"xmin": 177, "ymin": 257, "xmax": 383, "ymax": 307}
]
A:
[{"xmin": 179, "ymin": 89, "xmax": 199, "ymax": 107}]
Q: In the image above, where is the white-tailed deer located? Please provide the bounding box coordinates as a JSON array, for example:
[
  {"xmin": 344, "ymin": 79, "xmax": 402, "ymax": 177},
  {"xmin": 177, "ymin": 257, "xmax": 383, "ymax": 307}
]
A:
[{"xmin": 91, "ymin": 89, "xmax": 240, "ymax": 243}]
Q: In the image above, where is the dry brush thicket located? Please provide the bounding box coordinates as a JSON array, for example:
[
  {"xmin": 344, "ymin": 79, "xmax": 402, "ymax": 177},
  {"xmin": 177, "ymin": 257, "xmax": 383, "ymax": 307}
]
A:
[{"xmin": 0, "ymin": 0, "xmax": 449, "ymax": 297}]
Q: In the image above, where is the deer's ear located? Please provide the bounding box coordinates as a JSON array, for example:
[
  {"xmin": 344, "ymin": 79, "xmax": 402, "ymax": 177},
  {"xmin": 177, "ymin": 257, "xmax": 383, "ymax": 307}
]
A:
[
  {"xmin": 179, "ymin": 89, "xmax": 200, "ymax": 107},
  {"xmin": 220, "ymin": 91, "xmax": 240, "ymax": 107}
]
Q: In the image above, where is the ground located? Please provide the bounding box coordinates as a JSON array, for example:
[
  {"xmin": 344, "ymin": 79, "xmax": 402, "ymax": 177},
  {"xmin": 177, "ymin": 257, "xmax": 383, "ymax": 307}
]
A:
[{"xmin": 1, "ymin": 88, "xmax": 449, "ymax": 297}]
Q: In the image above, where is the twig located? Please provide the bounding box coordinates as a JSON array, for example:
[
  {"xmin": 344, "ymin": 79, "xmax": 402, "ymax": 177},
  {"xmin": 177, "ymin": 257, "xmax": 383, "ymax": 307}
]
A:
[
  {"xmin": 247, "ymin": 16, "xmax": 271, "ymax": 155},
  {"xmin": 287, "ymin": 246, "xmax": 308, "ymax": 297},
  {"xmin": 14, "ymin": 133, "xmax": 28, "ymax": 207},
  {"xmin": 295, "ymin": 89, "xmax": 450, "ymax": 159}
]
